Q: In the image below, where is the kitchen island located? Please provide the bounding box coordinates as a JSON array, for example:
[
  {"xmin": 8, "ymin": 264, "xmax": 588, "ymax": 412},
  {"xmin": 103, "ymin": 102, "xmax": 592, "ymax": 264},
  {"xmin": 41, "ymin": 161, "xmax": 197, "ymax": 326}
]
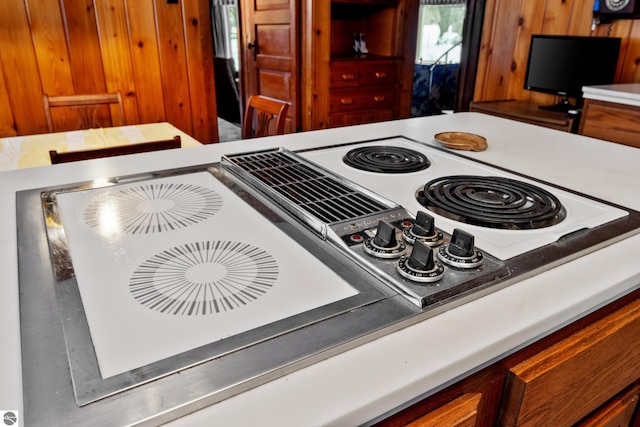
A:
[{"xmin": 2, "ymin": 113, "xmax": 640, "ymax": 426}]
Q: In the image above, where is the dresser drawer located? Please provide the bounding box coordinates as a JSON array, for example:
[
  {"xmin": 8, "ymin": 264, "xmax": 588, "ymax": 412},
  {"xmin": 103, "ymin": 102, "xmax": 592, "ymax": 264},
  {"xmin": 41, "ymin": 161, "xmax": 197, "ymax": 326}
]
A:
[
  {"xmin": 329, "ymin": 86, "xmax": 396, "ymax": 112},
  {"xmin": 359, "ymin": 61, "xmax": 398, "ymax": 86},
  {"xmin": 330, "ymin": 62, "xmax": 359, "ymax": 88}
]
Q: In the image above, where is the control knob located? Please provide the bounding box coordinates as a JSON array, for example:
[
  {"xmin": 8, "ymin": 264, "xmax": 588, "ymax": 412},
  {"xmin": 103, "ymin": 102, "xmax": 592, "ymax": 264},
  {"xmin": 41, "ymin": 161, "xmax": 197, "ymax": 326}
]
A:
[
  {"xmin": 397, "ymin": 240, "xmax": 444, "ymax": 283},
  {"xmin": 402, "ymin": 211, "xmax": 444, "ymax": 246},
  {"xmin": 437, "ymin": 228, "xmax": 484, "ymax": 269},
  {"xmin": 363, "ymin": 221, "xmax": 406, "ymax": 259}
]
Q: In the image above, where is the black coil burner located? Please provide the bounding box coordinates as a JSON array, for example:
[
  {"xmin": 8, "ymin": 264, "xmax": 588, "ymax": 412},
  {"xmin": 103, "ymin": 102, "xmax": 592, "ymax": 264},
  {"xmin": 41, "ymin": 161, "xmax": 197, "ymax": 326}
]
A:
[
  {"xmin": 417, "ymin": 175, "xmax": 566, "ymax": 230},
  {"xmin": 343, "ymin": 146, "xmax": 430, "ymax": 173}
]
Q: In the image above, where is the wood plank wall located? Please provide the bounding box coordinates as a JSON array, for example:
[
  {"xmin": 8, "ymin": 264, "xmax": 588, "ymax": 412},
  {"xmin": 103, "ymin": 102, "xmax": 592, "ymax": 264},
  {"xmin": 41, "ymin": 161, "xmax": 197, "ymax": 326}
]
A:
[
  {"xmin": 474, "ymin": 0, "xmax": 640, "ymax": 106},
  {"xmin": 0, "ymin": 0, "xmax": 218, "ymax": 143}
]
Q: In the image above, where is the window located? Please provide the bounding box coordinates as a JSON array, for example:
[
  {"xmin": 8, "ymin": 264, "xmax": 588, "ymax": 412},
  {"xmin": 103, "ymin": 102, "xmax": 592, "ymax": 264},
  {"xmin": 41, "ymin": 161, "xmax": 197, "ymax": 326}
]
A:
[
  {"xmin": 212, "ymin": 0, "xmax": 240, "ymax": 72},
  {"xmin": 416, "ymin": 1, "xmax": 467, "ymax": 64}
]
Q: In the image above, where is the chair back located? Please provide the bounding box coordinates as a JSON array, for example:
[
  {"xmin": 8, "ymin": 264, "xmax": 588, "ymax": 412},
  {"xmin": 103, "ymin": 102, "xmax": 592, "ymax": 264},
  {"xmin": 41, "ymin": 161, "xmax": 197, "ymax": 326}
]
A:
[
  {"xmin": 43, "ymin": 92, "xmax": 125, "ymax": 132},
  {"xmin": 242, "ymin": 95, "xmax": 289, "ymax": 139},
  {"xmin": 49, "ymin": 135, "xmax": 181, "ymax": 164}
]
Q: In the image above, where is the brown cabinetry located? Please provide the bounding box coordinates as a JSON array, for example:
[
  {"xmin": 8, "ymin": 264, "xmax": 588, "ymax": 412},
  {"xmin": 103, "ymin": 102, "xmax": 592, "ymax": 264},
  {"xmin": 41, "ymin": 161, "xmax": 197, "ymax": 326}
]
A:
[
  {"xmin": 405, "ymin": 393, "xmax": 482, "ymax": 427},
  {"xmin": 328, "ymin": 58, "xmax": 399, "ymax": 127},
  {"xmin": 302, "ymin": 0, "xmax": 418, "ymax": 130},
  {"xmin": 579, "ymin": 99, "xmax": 640, "ymax": 148},
  {"xmin": 574, "ymin": 385, "xmax": 640, "ymax": 427},
  {"xmin": 500, "ymin": 295, "xmax": 640, "ymax": 426},
  {"xmin": 377, "ymin": 290, "xmax": 640, "ymax": 427}
]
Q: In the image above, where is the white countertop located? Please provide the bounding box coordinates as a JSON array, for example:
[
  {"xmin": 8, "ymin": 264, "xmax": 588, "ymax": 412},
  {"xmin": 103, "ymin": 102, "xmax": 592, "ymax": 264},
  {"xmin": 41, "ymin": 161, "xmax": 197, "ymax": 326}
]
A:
[
  {"xmin": 3, "ymin": 113, "xmax": 640, "ymax": 426},
  {"xmin": 582, "ymin": 83, "xmax": 640, "ymax": 107}
]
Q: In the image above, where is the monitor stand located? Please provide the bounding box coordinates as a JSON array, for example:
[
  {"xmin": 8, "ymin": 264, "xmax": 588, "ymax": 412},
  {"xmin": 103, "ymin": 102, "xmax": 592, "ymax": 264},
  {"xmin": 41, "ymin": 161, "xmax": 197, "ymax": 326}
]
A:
[{"xmin": 539, "ymin": 97, "xmax": 575, "ymax": 113}]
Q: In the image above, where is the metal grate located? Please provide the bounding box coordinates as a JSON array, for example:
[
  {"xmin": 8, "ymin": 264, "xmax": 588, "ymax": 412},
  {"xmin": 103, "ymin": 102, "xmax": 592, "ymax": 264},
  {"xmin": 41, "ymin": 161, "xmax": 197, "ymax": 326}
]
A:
[{"xmin": 224, "ymin": 150, "xmax": 390, "ymax": 223}]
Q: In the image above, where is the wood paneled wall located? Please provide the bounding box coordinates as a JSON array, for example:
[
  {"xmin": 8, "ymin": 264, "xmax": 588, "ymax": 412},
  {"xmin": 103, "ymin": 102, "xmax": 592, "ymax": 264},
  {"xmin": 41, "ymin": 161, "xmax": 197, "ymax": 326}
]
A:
[
  {"xmin": 0, "ymin": 0, "xmax": 218, "ymax": 143},
  {"xmin": 474, "ymin": 0, "xmax": 640, "ymax": 106}
]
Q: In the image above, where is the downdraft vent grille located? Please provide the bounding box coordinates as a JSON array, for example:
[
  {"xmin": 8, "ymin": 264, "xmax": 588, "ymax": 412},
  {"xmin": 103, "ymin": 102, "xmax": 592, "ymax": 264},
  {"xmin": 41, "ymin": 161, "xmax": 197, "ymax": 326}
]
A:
[{"xmin": 223, "ymin": 149, "xmax": 391, "ymax": 224}]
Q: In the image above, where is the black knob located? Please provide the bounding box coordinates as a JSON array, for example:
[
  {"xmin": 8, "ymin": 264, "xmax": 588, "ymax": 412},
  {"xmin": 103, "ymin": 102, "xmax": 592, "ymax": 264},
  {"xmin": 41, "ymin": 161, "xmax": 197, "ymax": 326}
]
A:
[
  {"xmin": 412, "ymin": 211, "xmax": 436, "ymax": 237},
  {"xmin": 448, "ymin": 228, "xmax": 475, "ymax": 258},
  {"xmin": 372, "ymin": 221, "xmax": 398, "ymax": 248},
  {"xmin": 407, "ymin": 241, "xmax": 436, "ymax": 271}
]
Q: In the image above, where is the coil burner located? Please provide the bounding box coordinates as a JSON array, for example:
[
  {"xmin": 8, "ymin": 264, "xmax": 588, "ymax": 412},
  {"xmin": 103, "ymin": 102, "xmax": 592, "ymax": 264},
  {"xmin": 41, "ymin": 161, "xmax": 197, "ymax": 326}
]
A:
[
  {"xmin": 417, "ymin": 175, "xmax": 566, "ymax": 230},
  {"xmin": 343, "ymin": 146, "xmax": 430, "ymax": 173}
]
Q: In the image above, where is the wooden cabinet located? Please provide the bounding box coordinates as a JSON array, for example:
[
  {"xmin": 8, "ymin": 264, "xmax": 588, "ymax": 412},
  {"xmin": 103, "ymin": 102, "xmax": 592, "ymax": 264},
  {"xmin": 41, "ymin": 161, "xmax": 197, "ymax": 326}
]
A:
[
  {"xmin": 376, "ymin": 289, "xmax": 640, "ymax": 427},
  {"xmin": 574, "ymin": 385, "xmax": 640, "ymax": 427},
  {"xmin": 469, "ymin": 100, "xmax": 577, "ymax": 133},
  {"xmin": 328, "ymin": 58, "xmax": 399, "ymax": 126},
  {"xmin": 405, "ymin": 393, "xmax": 482, "ymax": 427},
  {"xmin": 579, "ymin": 99, "xmax": 640, "ymax": 148},
  {"xmin": 302, "ymin": 0, "xmax": 418, "ymax": 130},
  {"xmin": 500, "ymin": 296, "xmax": 640, "ymax": 426}
]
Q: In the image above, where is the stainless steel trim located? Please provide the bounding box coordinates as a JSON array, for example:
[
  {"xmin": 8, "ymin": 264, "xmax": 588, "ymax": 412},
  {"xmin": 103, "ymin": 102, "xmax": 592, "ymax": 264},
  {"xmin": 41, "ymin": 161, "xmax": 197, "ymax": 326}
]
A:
[{"xmin": 19, "ymin": 164, "xmax": 420, "ymax": 426}]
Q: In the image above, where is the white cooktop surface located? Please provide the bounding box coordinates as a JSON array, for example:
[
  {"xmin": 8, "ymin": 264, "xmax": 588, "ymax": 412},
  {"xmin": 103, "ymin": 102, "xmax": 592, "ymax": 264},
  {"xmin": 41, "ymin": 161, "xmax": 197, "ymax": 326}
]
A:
[
  {"xmin": 301, "ymin": 137, "xmax": 628, "ymax": 260},
  {"xmin": 55, "ymin": 171, "xmax": 357, "ymax": 379}
]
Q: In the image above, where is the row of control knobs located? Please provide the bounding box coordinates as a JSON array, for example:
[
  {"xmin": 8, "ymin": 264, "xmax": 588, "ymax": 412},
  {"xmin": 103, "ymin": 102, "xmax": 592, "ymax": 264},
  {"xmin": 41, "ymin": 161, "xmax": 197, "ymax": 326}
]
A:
[{"xmin": 363, "ymin": 211, "xmax": 483, "ymax": 283}]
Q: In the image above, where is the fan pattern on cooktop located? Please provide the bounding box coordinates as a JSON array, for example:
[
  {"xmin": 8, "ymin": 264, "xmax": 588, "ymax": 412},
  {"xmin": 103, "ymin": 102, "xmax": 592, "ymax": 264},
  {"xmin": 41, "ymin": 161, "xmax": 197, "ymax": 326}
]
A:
[
  {"xmin": 83, "ymin": 183, "xmax": 223, "ymax": 234},
  {"xmin": 130, "ymin": 241, "xmax": 279, "ymax": 315}
]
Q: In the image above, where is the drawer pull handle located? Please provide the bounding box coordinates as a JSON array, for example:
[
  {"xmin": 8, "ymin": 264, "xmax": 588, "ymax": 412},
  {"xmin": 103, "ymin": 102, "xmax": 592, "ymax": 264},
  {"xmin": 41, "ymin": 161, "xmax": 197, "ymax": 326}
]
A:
[
  {"xmin": 340, "ymin": 98, "xmax": 353, "ymax": 105},
  {"xmin": 374, "ymin": 96, "xmax": 385, "ymax": 102},
  {"xmin": 375, "ymin": 72, "xmax": 387, "ymax": 78},
  {"xmin": 342, "ymin": 74, "xmax": 356, "ymax": 81}
]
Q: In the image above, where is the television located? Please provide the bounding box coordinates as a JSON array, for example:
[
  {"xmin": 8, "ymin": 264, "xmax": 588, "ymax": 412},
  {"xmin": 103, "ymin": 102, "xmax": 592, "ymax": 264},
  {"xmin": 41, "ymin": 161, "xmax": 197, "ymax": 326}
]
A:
[{"xmin": 524, "ymin": 35, "xmax": 621, "ymax": 112}]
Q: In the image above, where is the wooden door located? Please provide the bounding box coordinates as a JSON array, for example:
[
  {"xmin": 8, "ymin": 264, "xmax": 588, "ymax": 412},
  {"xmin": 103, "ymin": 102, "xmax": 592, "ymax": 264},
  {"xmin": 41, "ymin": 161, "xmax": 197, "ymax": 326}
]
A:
[{"xmin": 240, "ymin": 0, "xmax": 297, "ymax": 133}]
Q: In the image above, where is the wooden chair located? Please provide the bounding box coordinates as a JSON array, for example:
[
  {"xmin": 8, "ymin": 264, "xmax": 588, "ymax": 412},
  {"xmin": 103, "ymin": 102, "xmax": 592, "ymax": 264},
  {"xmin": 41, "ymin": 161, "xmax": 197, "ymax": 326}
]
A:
[
  {"xmin": 242, "ymin": 94, "xmax": 289, "ymax": 138},
  {"xmin": 49, "ymin": 135, "xmax": 181, "ymax": 164},
  {"xmin": 43, "ymin": 92, "xmax": 125, "ymax": 132}
]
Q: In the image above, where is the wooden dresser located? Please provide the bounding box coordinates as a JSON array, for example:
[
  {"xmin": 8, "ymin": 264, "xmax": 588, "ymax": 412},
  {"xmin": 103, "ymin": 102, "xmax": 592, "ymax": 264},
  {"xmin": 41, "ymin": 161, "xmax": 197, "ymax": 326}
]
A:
[
  {"xmin": 302, "ymin": 0, "xmax": 418, "ymax": 130},
  {"xmin": 328, "ymin": 56, "xmax": 399, "ymax": 127}
]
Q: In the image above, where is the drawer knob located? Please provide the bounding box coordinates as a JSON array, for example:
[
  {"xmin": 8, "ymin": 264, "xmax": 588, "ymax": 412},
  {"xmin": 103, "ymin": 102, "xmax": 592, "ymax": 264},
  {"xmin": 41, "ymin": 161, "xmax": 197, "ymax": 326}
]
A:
[
  {"xmin": 342, "ymin": 74, "xmax": 356, "ymax": 81},
  {"xmin": 341, "ymin": 98, "xmax": 353, "ymax": 105},
  {"xmin": 375, "ymin": 72, "xmax": 387, "ymax": 78},
  {"xmin": 374, "ymin": 95, "xmax": 385, "ymax": 102}
]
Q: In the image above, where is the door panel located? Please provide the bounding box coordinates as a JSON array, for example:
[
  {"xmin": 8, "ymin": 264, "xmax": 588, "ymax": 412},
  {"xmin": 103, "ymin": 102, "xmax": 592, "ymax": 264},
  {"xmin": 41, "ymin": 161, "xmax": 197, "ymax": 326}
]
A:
[
  {"xmin": 258, "ymin": 71, "xmax": 292, "ymax": 99},
  {"xmin": 256, "ymin": 0, "xmax": 289, "ymax": 9},
  {"xmin": 241, "ymin": 0, "xmax": 297, "ymax": 133}
]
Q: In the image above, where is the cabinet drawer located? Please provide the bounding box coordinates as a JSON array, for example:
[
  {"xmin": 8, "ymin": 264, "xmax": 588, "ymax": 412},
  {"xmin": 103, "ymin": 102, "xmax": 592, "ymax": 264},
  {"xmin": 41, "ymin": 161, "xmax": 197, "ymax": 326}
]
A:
[
  {"xmin": 574, "ymin": 384, "xmax": 640, "ymax": 427},
  {"xmin": 500, "ymin": 297, "xmax": 640, "ymax": 426},
  {"xmin": 330, "ymin": 62, "xmax": 359, "ymax": 88},
  {"xmin": 329, "ymin": 87, "xmax": 396, "ymax": 112},
  {"xmin": 579, "ymin": 99, "xmax": 640, "ymax": 148},
  {"xmin": 359, "ymin": 61, "xmax": 398, "ymax": 86},
  {"xmin": 328, "ymin": 109, "xmax": 394, "ymax": 128},
  {"xmin": 406, "ymin": 393, "xmax": 482, "ymax": 427}
]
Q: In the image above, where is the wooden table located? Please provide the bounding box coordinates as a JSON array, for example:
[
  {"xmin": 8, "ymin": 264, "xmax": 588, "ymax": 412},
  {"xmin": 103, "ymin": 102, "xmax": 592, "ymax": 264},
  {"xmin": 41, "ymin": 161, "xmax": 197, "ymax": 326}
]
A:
[{"xmin": 0, "ymin": 122, "xmax": 202, "ymax": 172}]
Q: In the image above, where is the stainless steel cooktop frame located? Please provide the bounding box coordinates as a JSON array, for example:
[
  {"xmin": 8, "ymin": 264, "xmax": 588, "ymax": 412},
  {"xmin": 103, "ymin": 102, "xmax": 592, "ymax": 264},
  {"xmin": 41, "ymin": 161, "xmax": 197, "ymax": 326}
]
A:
[{"xmin": 18, "ymin": 163, "xmax": 421, "ymax": 426}]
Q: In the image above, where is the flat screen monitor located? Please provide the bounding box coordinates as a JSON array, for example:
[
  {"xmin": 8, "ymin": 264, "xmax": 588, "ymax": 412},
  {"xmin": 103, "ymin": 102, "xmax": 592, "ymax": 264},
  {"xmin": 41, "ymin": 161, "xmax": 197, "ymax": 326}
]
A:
[{"xmin": 524, "ymin": 35, "xmax": 621, "ymax": 112}]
